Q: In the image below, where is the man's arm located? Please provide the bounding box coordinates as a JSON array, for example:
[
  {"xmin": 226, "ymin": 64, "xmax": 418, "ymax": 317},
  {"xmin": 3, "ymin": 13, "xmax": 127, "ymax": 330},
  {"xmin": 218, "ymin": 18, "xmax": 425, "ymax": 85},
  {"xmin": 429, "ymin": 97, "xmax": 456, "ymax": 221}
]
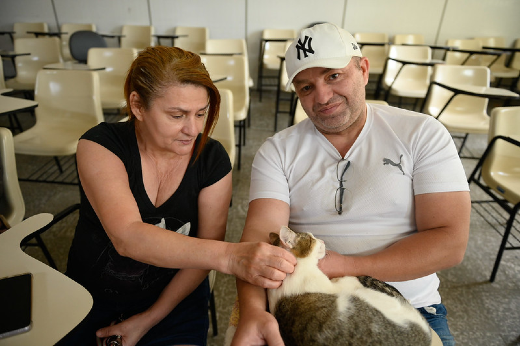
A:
[
  {"xmin": 232, "ymin": 198, "xmax": 293, "ymax": 346},
  {"xmin": 319, "ymin": 191, "xmax": 471, "ymax": 281}
]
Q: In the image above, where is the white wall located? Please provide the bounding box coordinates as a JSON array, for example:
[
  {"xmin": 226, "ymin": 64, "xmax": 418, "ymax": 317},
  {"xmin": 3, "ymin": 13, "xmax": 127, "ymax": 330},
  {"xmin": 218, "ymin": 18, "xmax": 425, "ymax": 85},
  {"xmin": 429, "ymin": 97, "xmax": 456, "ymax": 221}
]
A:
[{"xmin": 0, "ymin": 0, "xmax": 519, "ymax": 83}]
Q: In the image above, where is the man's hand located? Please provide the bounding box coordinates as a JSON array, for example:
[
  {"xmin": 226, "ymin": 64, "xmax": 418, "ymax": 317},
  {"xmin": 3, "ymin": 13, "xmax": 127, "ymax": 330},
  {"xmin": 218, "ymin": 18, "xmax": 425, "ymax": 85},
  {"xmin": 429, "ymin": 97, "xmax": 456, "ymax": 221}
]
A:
[
  {"xmin": 227, "ymin": 242, "xmax": 296, "ymax": 289},
  {"xmin": 231, "ymin": 309, "xmax": 285, "ymax": 346},
  {"xmin": 318, "ymin": 249, "xmax": 351, "ymax": 279}
]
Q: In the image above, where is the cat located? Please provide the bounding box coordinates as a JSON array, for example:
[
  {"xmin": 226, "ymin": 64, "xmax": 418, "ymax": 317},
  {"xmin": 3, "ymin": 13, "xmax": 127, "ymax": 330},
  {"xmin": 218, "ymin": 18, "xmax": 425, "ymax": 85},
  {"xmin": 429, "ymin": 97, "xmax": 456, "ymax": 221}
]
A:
[{"xmin": 267, "ymin": 226, "xmax": 432, "ymax": 346}]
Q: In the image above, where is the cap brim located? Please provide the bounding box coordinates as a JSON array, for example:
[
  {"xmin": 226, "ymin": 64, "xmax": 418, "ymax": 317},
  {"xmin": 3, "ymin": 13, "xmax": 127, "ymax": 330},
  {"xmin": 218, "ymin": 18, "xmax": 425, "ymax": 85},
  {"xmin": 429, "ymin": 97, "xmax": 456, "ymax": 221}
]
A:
[{"xmin": 285, "ymin": 56, "xmax": 353, "ymax": 91}]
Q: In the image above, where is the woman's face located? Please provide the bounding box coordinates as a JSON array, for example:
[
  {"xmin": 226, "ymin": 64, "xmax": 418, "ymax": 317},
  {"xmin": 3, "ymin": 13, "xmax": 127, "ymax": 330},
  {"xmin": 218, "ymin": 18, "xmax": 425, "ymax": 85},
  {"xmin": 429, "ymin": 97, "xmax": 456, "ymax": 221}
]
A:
[{"xmin": 134, "ymin": 84, "xmax": 209, "ymax": 156}]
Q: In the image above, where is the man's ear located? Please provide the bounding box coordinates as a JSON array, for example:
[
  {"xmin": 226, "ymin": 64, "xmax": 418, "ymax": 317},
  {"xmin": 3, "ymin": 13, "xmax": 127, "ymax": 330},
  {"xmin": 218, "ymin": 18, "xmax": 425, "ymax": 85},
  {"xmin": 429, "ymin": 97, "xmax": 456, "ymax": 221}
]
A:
[
  {"xmin": 360, "ymin": 57, "xmax": 370, "ymax": 85},
  {"xmin": 129, "ymin": 91, "xmax": 144, "ymax": 121}
]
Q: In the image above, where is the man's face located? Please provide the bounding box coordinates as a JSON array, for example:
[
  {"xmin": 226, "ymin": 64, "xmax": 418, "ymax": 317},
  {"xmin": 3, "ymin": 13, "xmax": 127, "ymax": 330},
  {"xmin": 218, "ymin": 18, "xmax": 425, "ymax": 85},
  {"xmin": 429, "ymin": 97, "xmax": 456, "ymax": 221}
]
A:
[{"xmin": 292, "ymin": 57, "xmax": 369, "ymax": 135}]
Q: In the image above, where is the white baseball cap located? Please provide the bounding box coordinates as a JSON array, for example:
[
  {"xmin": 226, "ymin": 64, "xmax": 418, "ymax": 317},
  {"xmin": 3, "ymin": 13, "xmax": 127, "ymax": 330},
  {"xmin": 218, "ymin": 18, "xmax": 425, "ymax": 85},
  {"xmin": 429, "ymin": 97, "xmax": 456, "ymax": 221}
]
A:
[{"xmin": 285, "ymin": 23, "xmax": 362, "ymax": 90}]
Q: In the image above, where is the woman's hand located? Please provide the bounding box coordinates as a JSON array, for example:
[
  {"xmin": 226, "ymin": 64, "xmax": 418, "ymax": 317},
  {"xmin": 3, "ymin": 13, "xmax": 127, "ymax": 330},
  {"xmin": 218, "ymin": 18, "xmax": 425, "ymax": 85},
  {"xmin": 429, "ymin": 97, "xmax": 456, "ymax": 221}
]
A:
[
  {"xmin": 96, "ymin": 313, "xmax": 151, "ymax": 346},
  {"xmin": 226, "ymin": 242, "xmax": 296, "ymax": 289}
]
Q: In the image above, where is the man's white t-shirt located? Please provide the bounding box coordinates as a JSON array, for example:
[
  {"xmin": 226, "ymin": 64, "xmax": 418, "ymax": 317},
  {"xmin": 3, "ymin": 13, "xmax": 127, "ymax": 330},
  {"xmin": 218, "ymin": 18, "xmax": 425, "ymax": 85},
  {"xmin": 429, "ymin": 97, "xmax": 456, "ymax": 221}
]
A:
[{"xmin": 249, "ymin": 103, "xmax": 469, "ymax": 308}]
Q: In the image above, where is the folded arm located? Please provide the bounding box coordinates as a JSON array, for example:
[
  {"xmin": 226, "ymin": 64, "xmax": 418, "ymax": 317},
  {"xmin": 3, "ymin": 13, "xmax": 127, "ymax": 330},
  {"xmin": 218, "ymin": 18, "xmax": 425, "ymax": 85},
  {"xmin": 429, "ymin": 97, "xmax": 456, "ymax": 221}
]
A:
[{"xmin": 318, "ymin": 191, "xmax": 471, "ymax": 281}]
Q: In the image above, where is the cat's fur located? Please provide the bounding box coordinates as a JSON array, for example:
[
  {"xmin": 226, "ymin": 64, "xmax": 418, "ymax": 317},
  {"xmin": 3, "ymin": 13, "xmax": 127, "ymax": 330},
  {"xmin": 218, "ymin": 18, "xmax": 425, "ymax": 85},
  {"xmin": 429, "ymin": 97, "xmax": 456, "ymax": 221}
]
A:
[{"xmin": 267, "ymin": 226, "xmax": 432, "ymax": 346}]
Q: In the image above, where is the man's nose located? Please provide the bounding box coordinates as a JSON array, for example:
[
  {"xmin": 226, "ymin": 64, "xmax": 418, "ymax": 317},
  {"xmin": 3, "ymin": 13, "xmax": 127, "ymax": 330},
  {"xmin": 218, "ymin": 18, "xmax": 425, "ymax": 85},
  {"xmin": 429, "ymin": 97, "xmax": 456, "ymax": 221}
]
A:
[{"xmin": 314, "ymin": 83, "xmax": 334, "ymax": 105}]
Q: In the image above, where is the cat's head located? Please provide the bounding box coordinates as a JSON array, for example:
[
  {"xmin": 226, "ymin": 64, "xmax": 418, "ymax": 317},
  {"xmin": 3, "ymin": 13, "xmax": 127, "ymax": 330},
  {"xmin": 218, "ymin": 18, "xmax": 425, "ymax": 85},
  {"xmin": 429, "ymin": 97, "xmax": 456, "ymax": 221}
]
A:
[{"xmin": 269, "ymin": 226, "xmax": 326, "ymax": 260}]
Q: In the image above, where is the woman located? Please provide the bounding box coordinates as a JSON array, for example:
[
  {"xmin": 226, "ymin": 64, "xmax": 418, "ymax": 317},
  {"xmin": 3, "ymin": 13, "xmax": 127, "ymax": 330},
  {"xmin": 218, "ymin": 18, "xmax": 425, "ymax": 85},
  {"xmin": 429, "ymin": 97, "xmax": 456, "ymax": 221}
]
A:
[{"xmin": 58, "ymin": 46, "xmax": 295, "ymax": 346}]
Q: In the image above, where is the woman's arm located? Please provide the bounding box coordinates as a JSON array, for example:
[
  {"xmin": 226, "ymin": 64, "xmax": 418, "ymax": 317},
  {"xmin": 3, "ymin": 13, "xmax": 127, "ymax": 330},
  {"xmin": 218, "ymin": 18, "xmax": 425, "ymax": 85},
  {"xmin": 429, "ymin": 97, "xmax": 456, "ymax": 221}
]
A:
[{"xmin": 77, "ymin": 139, "xmax": 294, "ymax": 283}]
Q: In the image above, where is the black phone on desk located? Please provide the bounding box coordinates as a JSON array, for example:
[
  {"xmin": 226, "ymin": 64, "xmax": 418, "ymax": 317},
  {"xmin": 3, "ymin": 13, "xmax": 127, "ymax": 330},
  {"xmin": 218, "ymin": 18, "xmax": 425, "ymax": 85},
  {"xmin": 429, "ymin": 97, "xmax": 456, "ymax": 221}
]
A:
[{"xmin": 0, "ymin": 273, "xmax": 32, "ymax": 339}]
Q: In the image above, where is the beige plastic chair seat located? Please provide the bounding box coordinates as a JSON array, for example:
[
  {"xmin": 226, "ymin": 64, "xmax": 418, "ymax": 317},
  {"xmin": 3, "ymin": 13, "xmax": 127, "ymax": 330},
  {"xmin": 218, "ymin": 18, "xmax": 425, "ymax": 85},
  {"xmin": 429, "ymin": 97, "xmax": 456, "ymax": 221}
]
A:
[
  {"xmin": 5, "ymin": 37, "xmax": 62, "ymax": 91},
  {"xmin": 14, "ymin": 123, "xmax": 93, "ymax": 156},
  {"xmin": 60, "ymin": 23, "xmax": 96, "ymax": 61},
  {"xmin": 121, "ymin": 25, "xmax": 154, "ymax": 50},
  {"xmin": 211, "ymin": 88, "xmax": 235, "ymax": 168},
  {"xmin": 87, "ymin": 47, "xmax": 138, "ymax": 110},
  {"xmin": 13, "ymin": 69, "xmax": 104, "ymax": 157},
  {"xmin": 383, "ymin": 45, "xmax": 433, "ymax": 99},
  {"xmin": 174, "ymin": 26, "xmax": 208, "ymax": 54}
]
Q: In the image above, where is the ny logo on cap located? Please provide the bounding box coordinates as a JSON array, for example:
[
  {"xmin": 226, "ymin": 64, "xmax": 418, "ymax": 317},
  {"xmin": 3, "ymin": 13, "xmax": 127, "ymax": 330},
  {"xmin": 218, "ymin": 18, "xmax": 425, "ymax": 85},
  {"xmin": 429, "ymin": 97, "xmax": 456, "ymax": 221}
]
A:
[{"xmin": 295, "ymin": 36, "xmax": 314, "ymax": 60}]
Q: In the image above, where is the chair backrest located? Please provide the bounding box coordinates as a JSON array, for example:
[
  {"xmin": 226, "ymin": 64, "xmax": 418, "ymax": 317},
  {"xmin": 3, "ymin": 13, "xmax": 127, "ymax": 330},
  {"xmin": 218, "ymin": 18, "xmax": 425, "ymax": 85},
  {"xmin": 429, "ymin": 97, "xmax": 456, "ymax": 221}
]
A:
[
  {"xmin": 393, "ymin": 34, "xmax": 424, "ymax": 45},
  {"xmin": 423, "ymin": 64, "xmax": 490, "ymax": 118},
  {"xmin": 383, "ymin": 45, "xmax": 432, "ymax": 88},
  {"xmin": 87, "ymin": 48, "xmax": 137, "ymax": 108},
  {"xmin": 0, "ymin": 58, "xmax": 6, "ymax": 90},
  {"xmin": 205, "ymin": 39, "xmax": 247, "ymax": 56},
  {"xmin": 482, "ymin": 106, "xmax": 520, "ymax": 204},
  {"xmin": 174, "ymin": 26, "xmax": 209, "ymax": 54},
  {"xmin": 13, "ymin": 37, "xmax": 62, "ymax": 85},
  {"xmin": 60, "ymin": 23, "xmax": 96, "ymax": 61},
  {"xmin": 474, "ymin": 36, "xmax": 508, "ymax": 67},
  {"xmin": 0, "ymin": 127, "xmax": 25, "ymax": 226},
  {"xmin": 512, "ymin": 38, "xmax": 520, "ymax": 71},
  {"xmin": 211, "ymin": 88, "xmax": 235, "ymax": 167},
  {"xmin": 354, "ymin": 32, "xmax": 389, "ymax": 74},
  {"xmin": 200, "ymin": 55, "xmax": 249, "ymax": 121},
  {"xmin": 69, "ymin": 30, "xmax": 107, "ymax": 63},
  {"xmin": 34, "ymin": 69, "xmax": 104, "ymax": 128},
  {"xmin": 280, "ymin": 41, "xmax": 293, "ymax": 89},
  {"xmin": 13, "ymin": 22, "xmax": 48, "ymax": 39},
  {"xmin": 262, "ymin": 29, "xmax": 296, "ymax": 70},
  {"xmin": 445, "ymin": 39, "xmax": 483, "ymax": 65},
  {"xmin": 121, "ymin": 25, "xmax": 154, "ymax": 49}
]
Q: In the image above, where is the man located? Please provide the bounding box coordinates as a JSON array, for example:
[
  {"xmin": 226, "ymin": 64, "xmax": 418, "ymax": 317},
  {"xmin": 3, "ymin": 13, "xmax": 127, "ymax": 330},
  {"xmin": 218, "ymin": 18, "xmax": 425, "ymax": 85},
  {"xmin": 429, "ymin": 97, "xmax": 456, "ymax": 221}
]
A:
[{"xmin": 232, "ymin": 23, "xmax": 470, "ymax": 346}]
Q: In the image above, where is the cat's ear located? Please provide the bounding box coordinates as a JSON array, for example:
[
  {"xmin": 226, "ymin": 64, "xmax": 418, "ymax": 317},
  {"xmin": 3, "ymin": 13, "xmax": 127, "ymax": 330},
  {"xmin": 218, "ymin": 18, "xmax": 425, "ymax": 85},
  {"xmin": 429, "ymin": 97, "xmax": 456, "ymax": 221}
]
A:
[
  {"xmin": 279, "ymin": 226, "xmax": 297, "ymax": 249},
  {"xmin": 269, "ymin": 232, "xmax": 281, "ymax": 246}
]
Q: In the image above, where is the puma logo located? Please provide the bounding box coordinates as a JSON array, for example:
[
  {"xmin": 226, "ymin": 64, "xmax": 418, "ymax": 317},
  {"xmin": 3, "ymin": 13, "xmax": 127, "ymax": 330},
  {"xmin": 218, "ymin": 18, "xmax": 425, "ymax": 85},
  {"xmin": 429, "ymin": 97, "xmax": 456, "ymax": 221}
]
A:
[{"xmin": 383, "ymin": 154, "xmax": 405, "ymax": 175}]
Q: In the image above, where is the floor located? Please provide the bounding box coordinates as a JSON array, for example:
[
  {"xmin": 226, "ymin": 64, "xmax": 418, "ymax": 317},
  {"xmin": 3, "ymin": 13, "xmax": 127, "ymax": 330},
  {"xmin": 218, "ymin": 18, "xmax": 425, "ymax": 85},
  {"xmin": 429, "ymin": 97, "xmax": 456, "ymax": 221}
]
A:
[{"xmin": 4, "ymin": 78, "xmax": 520, "ymax": 346}]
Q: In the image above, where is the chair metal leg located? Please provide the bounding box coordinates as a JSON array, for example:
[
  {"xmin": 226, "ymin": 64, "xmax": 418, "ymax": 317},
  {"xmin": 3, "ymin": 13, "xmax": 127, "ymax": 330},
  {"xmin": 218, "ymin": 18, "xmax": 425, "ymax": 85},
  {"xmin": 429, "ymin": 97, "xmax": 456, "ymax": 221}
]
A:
[
  {"xmin": 54, "ymin": 156, "xmax": 64, "ymax": 173},
  {"xmin": 34, "ymin": 234, "xmax": 57, "ymax": 269},
  {"xmin": 490, "ymin": 204, "xmax": 520, "ymax": 282},
  {"xmin": 209, "ymin": 290, "xmax": 218, "ymax": 336},
  {"xmin": 458, "ymin": 134, "xmax": 470, "ymax": 155}
]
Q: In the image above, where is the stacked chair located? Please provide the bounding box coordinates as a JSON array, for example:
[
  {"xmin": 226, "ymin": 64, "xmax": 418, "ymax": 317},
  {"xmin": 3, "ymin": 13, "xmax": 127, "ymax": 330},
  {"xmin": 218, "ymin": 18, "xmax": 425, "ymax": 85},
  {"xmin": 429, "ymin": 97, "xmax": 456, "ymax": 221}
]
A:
[
  {"xmin": 200, "ymin": 55, "xmax": 249, "ymax": 170},
  {"xmin": 60, "ymin": 23, "xmax": 96, "ymax": 61},
  {"xmin": 5, "ymin": 37, "xmax": 62, "ymax": 98},
  {"xmin": 257, "ymin": 29, "xmax": 296, "ymax": 101},
  {"xmin": 174, "ymin": 26, "xmax": 208, "ymax": 54},
  {"xmin": 121, "ymin": 25, "xmax": 154, "ymax": 50},
  {"xmin": 0, "ymin": 127, "xmax": 80, "ymax": 269},
  {"xmin": 13, "ymin": 69, "xmax": 104, "ymax": 184},
  {"xmin": 467, "ymin": 106, "xmax": 520, "ymax": 282},
  {"xmin": 87, "ymin": 47, "xmax": 138, "ymax": 112}
]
